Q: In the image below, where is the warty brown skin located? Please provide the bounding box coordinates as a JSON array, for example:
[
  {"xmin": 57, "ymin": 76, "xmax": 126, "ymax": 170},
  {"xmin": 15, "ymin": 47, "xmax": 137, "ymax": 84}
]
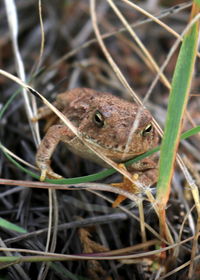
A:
[{"xmin": 35, "ymin": 88, "xmax": 158, "ymax": 186}]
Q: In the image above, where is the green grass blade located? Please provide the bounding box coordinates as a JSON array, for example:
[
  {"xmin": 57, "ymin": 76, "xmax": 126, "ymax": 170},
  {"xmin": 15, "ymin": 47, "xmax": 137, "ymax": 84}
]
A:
[
  {"xmin": 0, "ymin": 217, "xmax": 27, "ymax": 233},
  {"xmin": 156, "ymin": 3, "xmax": 200, "ymax": 205}
]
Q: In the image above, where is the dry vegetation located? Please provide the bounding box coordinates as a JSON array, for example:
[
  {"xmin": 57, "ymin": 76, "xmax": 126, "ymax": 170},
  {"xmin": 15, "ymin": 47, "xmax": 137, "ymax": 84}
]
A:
[{"xmin": 0, "ymin": 0, "xmax": 200, "ymax": 279}]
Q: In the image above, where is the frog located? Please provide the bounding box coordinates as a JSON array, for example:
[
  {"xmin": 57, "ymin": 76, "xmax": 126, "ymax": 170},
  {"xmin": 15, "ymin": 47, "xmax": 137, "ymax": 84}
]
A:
[{"xmin": 35, "ymin": 88, "xmax": 159, "ymax": 206}]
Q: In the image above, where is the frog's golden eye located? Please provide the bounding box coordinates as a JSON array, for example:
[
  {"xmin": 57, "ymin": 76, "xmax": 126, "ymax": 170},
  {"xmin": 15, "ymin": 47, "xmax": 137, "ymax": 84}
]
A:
[
  {"xmin": 142, "ymin": 123, "xmax": 152, "ymax": 137},
  {"xmin": 93, "ymin": 110, "xmax": 105, "ymax": 128}
]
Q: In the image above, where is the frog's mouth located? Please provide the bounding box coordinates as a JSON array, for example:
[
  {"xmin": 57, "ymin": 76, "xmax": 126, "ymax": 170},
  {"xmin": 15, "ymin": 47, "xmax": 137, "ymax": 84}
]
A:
[{"xmin": 84, "ymin": 136, "xmax": 142, "ymax": 162}]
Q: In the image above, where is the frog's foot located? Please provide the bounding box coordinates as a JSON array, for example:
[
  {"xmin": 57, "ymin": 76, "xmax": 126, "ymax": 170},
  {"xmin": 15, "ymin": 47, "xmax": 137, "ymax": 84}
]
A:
[
  {"xmin": 112, "ymin": 169, "xmax": 139, "ymax": 208},
  {"xmin": 37, "ymin": 161, "xmax": 62, "ymax": 181},
  {"xmin": 40, "ymin": 168, "xmax": 62, "ymax": 181}
]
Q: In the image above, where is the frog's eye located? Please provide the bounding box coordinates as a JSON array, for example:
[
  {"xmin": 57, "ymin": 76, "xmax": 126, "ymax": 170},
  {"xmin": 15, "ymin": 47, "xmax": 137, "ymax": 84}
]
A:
[
  {"xmin": 141, "ymin": 123, "xmax": 152, "ymax": 137},
  {"xmin": 93, "ymin": 110, "xmax": 105, "ymax": 128}
]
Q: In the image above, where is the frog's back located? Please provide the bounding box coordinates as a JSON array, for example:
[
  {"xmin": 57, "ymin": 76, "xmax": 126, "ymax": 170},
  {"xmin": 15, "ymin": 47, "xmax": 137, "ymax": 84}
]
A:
[
  {"xmin": 56, "ymin": 87, "xmax": 136, "ymax": 113},
  {"xmin": 56, "ymin": 88, "xmax": 112, "ymax": 118},
  {"xmin": 56, "ymin": 88, "xmax": 98, "ymax": 106}
]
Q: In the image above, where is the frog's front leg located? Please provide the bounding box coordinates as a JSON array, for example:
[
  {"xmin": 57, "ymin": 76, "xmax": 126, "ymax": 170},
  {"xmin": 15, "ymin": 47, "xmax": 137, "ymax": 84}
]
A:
[
  {"xmin": 36, "ymin": 124, "xmax": 74, "ymax": 181},
  {"xmin": 128, "ymin": 156, "xmax": 158, "ymax": 186}
]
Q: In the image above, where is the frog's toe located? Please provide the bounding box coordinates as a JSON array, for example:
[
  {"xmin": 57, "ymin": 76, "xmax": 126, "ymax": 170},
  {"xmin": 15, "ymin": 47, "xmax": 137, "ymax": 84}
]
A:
[
  {"xmin": 46, "ymin": 170, "xmax": 63, "ymax": 179},
  {"xmin": 39, "ymin": 166, "xmax": 62, "ymax": 181},
  {"xmin": 40, "ymin": 169, "xmax": 47, "ymax": 181}
]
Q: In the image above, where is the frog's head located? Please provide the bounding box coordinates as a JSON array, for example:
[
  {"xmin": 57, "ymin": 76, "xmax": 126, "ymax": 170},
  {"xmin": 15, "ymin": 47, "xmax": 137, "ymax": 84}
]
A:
[{"xmin": 79, "ymin": 90, "xmax": 158, "ymax": 163}]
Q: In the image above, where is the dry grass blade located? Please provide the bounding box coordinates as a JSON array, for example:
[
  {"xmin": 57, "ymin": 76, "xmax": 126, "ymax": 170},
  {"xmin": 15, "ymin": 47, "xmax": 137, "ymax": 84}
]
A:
[
  {"xmin": 31, "ymin": 0, "xmax": 45, "ymax": 75},
  {"xmin": 4, "ymin": 0, "xmax": 40, "ymax": 146},
  {"xmin": 90, "ymin": 0, "xmax": 141, "ymax": 104},
  {"xmin": 90, "ymin": 0, "xmax": 160, "ymax": 218},
  {"xmin": 107, "ymin": 0, "xmax": 171, "ymax": 89},
  {"xmin": 90, "ymin": 0, "xmax": 164, "ymax": 139},
  {"xmin": 0, "ymin": 233, "xmax": 199, "ymax": 260}
]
